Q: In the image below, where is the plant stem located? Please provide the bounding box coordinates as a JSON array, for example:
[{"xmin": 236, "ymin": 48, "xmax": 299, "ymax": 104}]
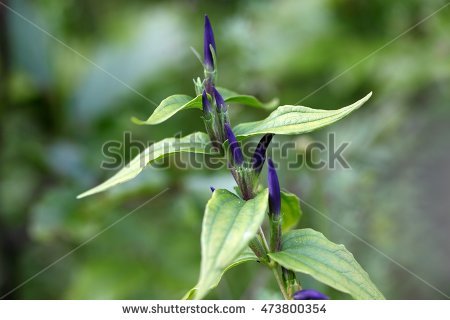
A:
[
  {"xmin": 271, "ymin": 266, "xmax": 289, "ymax": 300},
  {"xmin": 260, "ymin": 227, "xmax": 289, "ymax": 300},
  {"xmin": 269, "ymin": 216, "xmax": 281, "ymax": 252},
  {"xmin": 225, "ymin": 136, "xmax": 289, "ymax": 299},
  {"xmin": 258, "ymin": 227, "xmax": 270, "ymax": 253}
]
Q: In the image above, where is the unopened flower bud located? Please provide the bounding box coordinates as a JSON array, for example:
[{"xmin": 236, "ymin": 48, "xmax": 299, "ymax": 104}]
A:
[
  {"xmin": 268, "ymin": 158, "xmax": 281, "ymax": 217},
  {"xmin": 203, "ymin": 15, "xmax": 216, "ymax": 71},
  {"xmin": 212, "ymin": 87, "xmax": 227, "ymax": 112},
  {"xmin": 252, "ymin": 134, "xmax": 274, "ymax": 174},
  {"xmin": 224, "ymin": 123, "xmax": 244, "ymax": 166},
  {"xmin": 293, "ymin": 289, "xmax": 329, "ymax": 300}
]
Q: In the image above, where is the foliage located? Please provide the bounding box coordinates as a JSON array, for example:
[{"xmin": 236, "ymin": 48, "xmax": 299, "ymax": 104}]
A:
[
  {"xmin": 77, "ymin": 15, "xmax": 381, "ymax": 300},
  {"xmin": 2, "ymin": 0, "xmax": 449, "ymax": 300}
]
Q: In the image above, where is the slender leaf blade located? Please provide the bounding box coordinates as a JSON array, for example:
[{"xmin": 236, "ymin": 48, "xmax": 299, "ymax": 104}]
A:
[
  {"xmin": 132, "ymin": 88, "xmax": 279, "ymax": 126},
  {"xmin": 132, "ymin": 95, "xmax": 201, "ymax": 125},
  {"xmin": 194, "ymin": 189, "xmax": 268, "ymax": 299},
  {"xmin": 234, "ymin": 92, "xmax": 372, "ymax": 137},
  {"xmin": 217, "ymin": 87, "xmax": 279, "ymax": 110},
  {"xmin": 269, "ymin": 228, "xmax": 384, "ymax": 299},
  {"xmin": 77, "ymin": 132, "xmax": 212, "ymax": 198}
]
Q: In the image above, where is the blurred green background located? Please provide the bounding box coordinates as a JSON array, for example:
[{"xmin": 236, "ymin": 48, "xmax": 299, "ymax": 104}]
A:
[{"xmin": 1, "ymin": 0, "xmax": 449, "ymax": 299}]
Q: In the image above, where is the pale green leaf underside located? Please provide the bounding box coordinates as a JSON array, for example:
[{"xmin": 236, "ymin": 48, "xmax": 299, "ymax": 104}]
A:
[
  {"xmin": 269, "ymin": 228, "xmax": 384, "ymax": 300},
  {"xmin": 77, "ymin": 132, "xmax": 212, "ymax": 198},
  {"xmin": 131, "ymin": 88, "xmax": 278, "ymax": 125},
  {"xmin": 280, "ymin": 191, "xmax": 302, "ymax": 232},
  {"xmin": 234, "ymin": 92, "xmax": 372, "ymax": 137},
  {"xmin": 193, "ymin": 189, "xmax": 268, "ymax": 299},
  {"xmin": 182, "ymin": 247, "xmax": 258, "ymax": 300},
  {"xmin": 132, "ymin": 95, "xmax": 201, "ymax": 125}
]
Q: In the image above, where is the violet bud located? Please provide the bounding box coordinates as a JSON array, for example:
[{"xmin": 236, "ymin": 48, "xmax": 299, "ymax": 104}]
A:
[
  {"xmin": 212, "ymin": 86, "xmax": 227, "ymax": 112},
  {"xmin": 268, "ymin": 158, "xmax": 281, "ymax": 217},
  {"xmin": 210, "ymin": 186, "xmax": 215, "ymax": 192},
  {"xmin": 252, "ymin": 134, "xmax": 274, "ymax": 174},
  {"xmin": 203, "ymin": 15, "xmax": 216, "ymax": 71},
  {"xmin": 202, "ymin": 90, "xmax": 212, "ymax": 116},
  {"xmin": 224, "ymin": 123, "xmax": 244, "ymax": 166},
  {"xmin": 293, "ymin": 289, "xmax": 329, "ymax": 300}
]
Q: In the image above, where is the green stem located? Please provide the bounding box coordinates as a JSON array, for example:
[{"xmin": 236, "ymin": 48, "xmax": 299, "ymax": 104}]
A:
[
  {"xmin": 258, "ymin": 227, "xmax": 270, "ymax": 253},
  {"xmin": 269, "ymin": 216, "xmax": 281, "ymax": 252},
  {"xmin": 212, "ymin": 84, "xmax": 286, "ymax": 298},
  {"xmin": 200, "ymin": 41, "xmax": 289, "ymax": 301},
  {"xmin": 271, "ymin": 266, "xmax": 289, "ymax": 300},
  {"xmin": 260, "ymin": 227, "xmax": 290, "ymax": 299}
]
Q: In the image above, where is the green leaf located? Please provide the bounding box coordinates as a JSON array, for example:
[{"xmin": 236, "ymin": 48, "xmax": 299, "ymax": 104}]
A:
[
  {"xmin": 182, "ymin": 247, "xmax": 258, "ymax": 300},
  {"xmin": 268, "ymin": 228, "xmax": 385, "ymax": 300},
  {"xmin": 217, "ymin": 87, "xmax": 279, "ymax": 110},
  {"xmin": 131, "ymin": 95, "xmax": 201, "ymax": 125},
  {"xmin": 77, "ymin": 132, "xmax": 213, "ymax": 198},
  {"xmin": 280, "ymin": 191, "xmax": 302, "ymax": 232},
  {"xmin": 234, "ymin": 92, "xmax": 372, "ymax": 137},
  {"xmin": 193, "ymin": 189, "xmax": 268, "ymax": 299},
  {"xmin": 132, "ymin": 88, "xmax": 278, "ymax": 126}
]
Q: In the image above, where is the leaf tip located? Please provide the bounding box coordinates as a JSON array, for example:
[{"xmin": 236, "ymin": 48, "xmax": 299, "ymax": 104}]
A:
[
  {"xmin": 131, "ymin": 116, "xmax": 146, "ymax": 125},
  {"xmin": 76, "ymin": 192, "xmax": 88, "ymax": 199},
  {"xmin": 76, "ymin": 189, "xmax": 95, "ymax": 199}
]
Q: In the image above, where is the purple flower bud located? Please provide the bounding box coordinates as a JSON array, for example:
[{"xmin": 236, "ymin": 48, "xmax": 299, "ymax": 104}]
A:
[
  {"xmin": 203, "ymin": 15, "xmax": 216, "ymax": 71},
  {"xmin": 212, "ymin": 87, "xmax": 227, "ymax": 112},
  {"xmin": 293, "ymin": 289, "xmax": 329, "ymax": 300},
  {"xmin": 225, "ymin": 123, "xmax": 244, "ymax": 166},
  {"xmin": 252, "ymin": 134, "xmax": 274, "ymax": 174},
  {"xmin": 202, "ymin": 90, "xmax": 211, "ymax": 115},
  {"xmin": 210, "ymin": 186, "xmax": 215, "ymax": 192},
  {"xmin": 268, "ymin": 158, "xmax": 281, "ymax": 217}
]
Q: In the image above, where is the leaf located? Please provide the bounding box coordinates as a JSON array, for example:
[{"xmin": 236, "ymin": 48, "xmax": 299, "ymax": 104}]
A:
[
  {"xmin": 193, "ymin": 189, "xmax": 268, "ymax": 299},
  {"xmin": 182, "ymin": 247, "xmax": 258, "ymax": 299},
  {"xmin": 132, "ymin": 88, "xmax": 278, "ymax": 125},
  {"xmin": 280, "ymin": 191, "xmax": 302, "ymax": 232},
  {"xmin": 216, "ymin": 87, "xmax": 279, "ymax": 110},
  {"xmin": 268, "ymin": 228, "xmax": 385, "ymax": 300},
  {"xmin": 234, "ymin": 92, "xmax": 372, "ymax": 137},
  {"xmin": 77, "ymin": 132, "xmax": 213, "ymax": 198},
  {"xmin": 131, "ymin": 95, "xmax": 201, "ymax": 125}
]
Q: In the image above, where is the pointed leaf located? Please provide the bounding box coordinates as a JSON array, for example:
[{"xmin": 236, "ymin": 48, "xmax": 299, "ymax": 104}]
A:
[
  {"xmin": 193, "ymin": 189, "xmax": 268, "ymax": 299},
  {"xmin": 234, "ymin": 92, "xmax": 372, "ymax": 137},
  {"xmin": 132, "ymin": 88, "xmax": 279, "ymax": 126},
  {"xmin": 182, "ymin": 247, "xmax": 258, "ymax": 299},
  {"xmin": 217, "ymin": 87, "xmax": 279, "ymax": 110},
  {"xmin": 280, "ymin": 191, "xmax": 302, "ymax": 232},
  {"xmin": 268, "ymin": 228, "xmax": 385, "ymax": 300},
  {"xmin": 132, "ymin": 95, "xmax": 201, "ymax": 125},
  {"xmin": 77, "ymin": 132, "xmax": 212, "ymax": 198}
]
